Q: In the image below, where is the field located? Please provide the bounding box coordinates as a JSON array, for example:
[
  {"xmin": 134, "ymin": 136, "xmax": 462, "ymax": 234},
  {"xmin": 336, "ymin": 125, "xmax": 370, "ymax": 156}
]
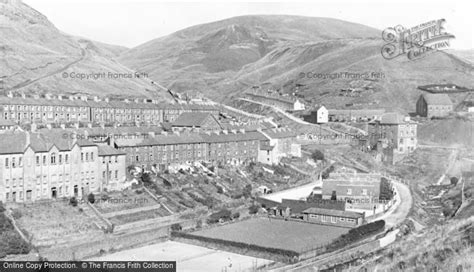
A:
[
  {"xmin": 90, "ymin": 241, "xmax": 273, "ymax": 272},
  {"xmin": 191, "ymin": 217, "xmax": 348, "ymax": 253}
]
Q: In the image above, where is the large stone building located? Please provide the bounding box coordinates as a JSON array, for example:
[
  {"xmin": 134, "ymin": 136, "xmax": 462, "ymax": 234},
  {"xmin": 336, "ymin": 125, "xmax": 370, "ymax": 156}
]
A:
[
  {"xmin": 416, "ymin": 93, "xmax": 453, "ymax": 118},
  {"xmin": 0, "ymin": 130, "xmax": 124, "ymax": 203},
  {"xmin": 368, "ymin": 113, "xmax": 418, "ymax": 155},
  {"xmin": 258, "ymin": 128, "xmax": 301, "ymax": 164},
  {"xmin": 321, "ymin": 172, "xmax": 382, "ymax": 202}
]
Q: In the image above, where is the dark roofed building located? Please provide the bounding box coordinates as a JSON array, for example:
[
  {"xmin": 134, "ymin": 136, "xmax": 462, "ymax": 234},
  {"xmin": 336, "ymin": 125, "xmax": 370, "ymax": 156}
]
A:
[
  {"xmin": 172, "ymin": 112, "xmax": 222, "ymax": 132},
  {"xmin": 302, "ymin": 207, "xmax": 365, "ymax": 228},
  {"xmin": 416, "ymin": 93, "xmax": 453, "ymax": 118}
]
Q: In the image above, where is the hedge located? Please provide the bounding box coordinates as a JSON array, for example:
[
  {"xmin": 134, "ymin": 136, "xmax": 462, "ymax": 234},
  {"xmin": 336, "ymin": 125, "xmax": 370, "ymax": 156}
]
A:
[
  {"xmin": 327, "ymin": 220, "xmax": 385, "ymax": 251},
  {"xmin": 171, "ymin": 231, "xmax": 299, "ymax": 258}
]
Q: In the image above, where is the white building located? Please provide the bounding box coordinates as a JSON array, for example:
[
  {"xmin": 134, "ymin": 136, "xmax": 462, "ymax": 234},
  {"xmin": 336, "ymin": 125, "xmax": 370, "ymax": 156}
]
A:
[{"xmin": 316, "ymin": 106, "xmax": 328, "ymax": 123}]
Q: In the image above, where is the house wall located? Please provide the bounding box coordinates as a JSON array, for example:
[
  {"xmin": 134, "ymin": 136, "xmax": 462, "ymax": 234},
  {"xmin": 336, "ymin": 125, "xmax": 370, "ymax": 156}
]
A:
[
  {"xmin": 303, "ymin": 213, "xmax": 362, "ymax": 228},
  {"xmin": 0, "ymin": 144, "xmax": 101, "ymax": 203}
]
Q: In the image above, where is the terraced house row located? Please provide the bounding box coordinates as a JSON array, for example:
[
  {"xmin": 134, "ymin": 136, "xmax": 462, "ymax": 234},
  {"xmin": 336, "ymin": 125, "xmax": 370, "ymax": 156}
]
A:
[
  {"xmin": 0, "ymin": 130, "xmax": 126, "ymax": 203},
  {"xmin": 112, "ymin": 127, "xmax": 301, "ymax": 171},
  {"xmin": 0, "ymin": 126, "xmax": 301, "ymax": 203},
  {"xmin": 0, "ymin": 93, "xmax": 219, "ymax": 125}
]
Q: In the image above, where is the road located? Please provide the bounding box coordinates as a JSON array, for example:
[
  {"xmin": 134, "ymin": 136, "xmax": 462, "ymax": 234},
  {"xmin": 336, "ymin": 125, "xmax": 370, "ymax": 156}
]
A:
[
  {"xmin": 370, "ymin": 181, "xmax": 412, "ymax": 228},
  {"xmin": 237, "ymin": 98, "xmax": 339, "ymax": 135},
  {"xmin": 9, "ymin": 46, "xmax": 87, "ymax": 91}
]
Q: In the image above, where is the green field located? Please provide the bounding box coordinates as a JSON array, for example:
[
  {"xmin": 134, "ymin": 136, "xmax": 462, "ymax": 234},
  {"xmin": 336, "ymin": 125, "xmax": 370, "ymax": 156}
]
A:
[{"xmin": 192, "ymin": 217, "xmax": 348, "ymax": 252}]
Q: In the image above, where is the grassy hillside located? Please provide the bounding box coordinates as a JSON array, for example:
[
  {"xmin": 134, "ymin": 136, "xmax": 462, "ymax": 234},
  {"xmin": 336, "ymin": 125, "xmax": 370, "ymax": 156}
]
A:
[
  {"xmin": 417, "ymin": 116, "xmax": 474, "ymax": 147},
  {"xmin": 118, "ymin": 14, "xmax": 474, "ymax": 112},
  {"xmin": 362, "ymin": 217, "xmax": 473, "ymax": 271},
  {"xmin": 0, "ymin": 0, "xmax": 172, "ymax": 101}
]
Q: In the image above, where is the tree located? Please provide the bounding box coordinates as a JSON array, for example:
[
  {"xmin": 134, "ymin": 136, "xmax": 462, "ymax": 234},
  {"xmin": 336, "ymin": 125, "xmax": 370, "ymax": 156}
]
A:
[
  {"xmin": 0, "ymin": 201, "xmax": 5, "ymax": 213},
  {"xmin": 248, "ymin": 204, "xmax": 260, "ymax": 215},
  {"xmin": 69, "ymin": 197, "xmax": 78, "ymax": 207},
  {"xmin": 330, "ymin": 190, "xmax": 337, "ymax": 201},
  {"xmin": 450, "ymin": 177, "xmax": 459, "ymax": 186},
  {"xmin": 243, "ymin": 184, "xmax": 252, "ymax": 198},
  {"xmin": 311, "ymin": 150, "xmax": 325, "ymax": 161},
  {"xmin": 87, "ymin": 193, "xmax": 95, "ymax": 204},
  {"xmin": 171, "ymin": 223, "xmax": 182, "ymax": 232}
]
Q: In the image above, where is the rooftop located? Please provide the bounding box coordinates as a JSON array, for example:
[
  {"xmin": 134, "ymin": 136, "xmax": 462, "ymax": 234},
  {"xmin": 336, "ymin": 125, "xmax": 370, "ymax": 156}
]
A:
[
  {"xmin": 421, "ymin": 93, "xmax": 453, "ymax": 105},
  {"xmin": 302, "ymin": 207, "xmax": 364, "ymax": 218}
]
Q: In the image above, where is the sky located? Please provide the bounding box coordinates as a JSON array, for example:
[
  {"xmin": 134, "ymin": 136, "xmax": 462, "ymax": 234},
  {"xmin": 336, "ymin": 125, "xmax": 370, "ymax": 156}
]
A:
[{"xmin": 23, "ymin": 0, "xmax": 473, "ymax": 49}]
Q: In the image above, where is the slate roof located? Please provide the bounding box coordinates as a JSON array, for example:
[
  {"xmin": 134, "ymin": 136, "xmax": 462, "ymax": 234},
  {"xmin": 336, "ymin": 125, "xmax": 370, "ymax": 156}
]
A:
[
  {"xmin": 0, "ymin": 131, "xmax": 96, "ymax": 155},
  {"xmin": 172, "ymin": 112, "xmax": 218, "ymax": 128},
  {"xmin": 302, "ymin": 207, "xmax": 364, "ymax": 218},
  {"xmin": 379, "ymin": 113, "xmax": 407, "ymax": 125},
  {"xmin": 98, "ymin": 145, "xmax": 126, "ymax": 156},
  {"xmin": 422, "ymin": 93, "xmax": 453, "ymax": 105},
  {"xmin": 261, "ymin": 127, "xmax": 298, "ymax": 139}
]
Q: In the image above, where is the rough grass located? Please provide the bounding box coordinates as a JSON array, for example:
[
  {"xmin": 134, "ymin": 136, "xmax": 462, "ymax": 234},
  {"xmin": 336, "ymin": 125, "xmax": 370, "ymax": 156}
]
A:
[{"xmin": 368, "ymin": 217, "xmax": 474, "ymax": 272}]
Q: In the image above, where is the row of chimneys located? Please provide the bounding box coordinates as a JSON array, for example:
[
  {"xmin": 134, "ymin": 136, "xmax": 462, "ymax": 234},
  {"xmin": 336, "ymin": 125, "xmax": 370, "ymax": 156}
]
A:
[{"xmin": 6, "ymin": 91, "xmax": 159, "ymax": 104}]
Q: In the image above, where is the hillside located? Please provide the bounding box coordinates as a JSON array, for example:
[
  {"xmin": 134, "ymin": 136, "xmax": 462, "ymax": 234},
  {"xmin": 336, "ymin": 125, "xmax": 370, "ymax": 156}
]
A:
[
  {"xmin": 0, "ymin": 0, "xmax": 173, "ymax": 101},
  {"xmin": 118, "ymin": 15, "xmax": 474, "ymax": 111},
  {"xmin": 360, "ymin": 217, "xmax": 473, "ymax": 271},
  {"xmin": 417, "ymin": 116, "xmax": 474, "ymax": 147}
]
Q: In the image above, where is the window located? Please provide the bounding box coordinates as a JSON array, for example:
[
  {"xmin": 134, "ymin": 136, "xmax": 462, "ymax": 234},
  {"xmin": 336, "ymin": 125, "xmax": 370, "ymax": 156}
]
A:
[
  {"xmin": 81, "ymin": 152, "xmax": 84, "ymax": 162},
  {"xmin": 90, "ymin": 152, "xmax": 94, "ymax": 161},
  {"xmin": 19, "ymin": 157, "xmax": 22, "ymax": 167},
  {"xmin": 5, "ymin": 158, "xmax": 8, "ymax": 168},
  {"xmin": 114, "ymin": 156, "xmax": 118, "ymax": 163},
  {"xmin": 43, "ymin": 155, "xmax": 46, "ymax": 165},
  {"xmin": 59, "ymin": 154, "xmax": 62, "ymax": 164},
  {"xmin": 12, "ymin": 157, "xmax": 16, "ymax": 168},
  {"xmin": 65, "ymin": 154, "xmax": 69, "ymax": 163},
  {"xmin": 5, "ymin": 179, "xmax": 9, "ymax": 187},
  {"xmin": 51, "ymin": 153, "xmax": 56, "ymax": 164},
  {"xmin": 85, "ymin": 153, "xmax": 89, "ymax": 161},
  {"xmin": 114, "ymin": 170, "xmax": 118, "ymax": 179},
  {"xmin": 347, "ymin": 188, "xmax": 352, "ymax": 195},
  {"xmin": 36, "ymin": 155, "xmax": 40, "ymax": 165}
]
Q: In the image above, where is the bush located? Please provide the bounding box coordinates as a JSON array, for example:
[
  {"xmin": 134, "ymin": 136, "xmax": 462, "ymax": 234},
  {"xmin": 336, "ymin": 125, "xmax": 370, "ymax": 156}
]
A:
[
  {"xmin": 248, "ymin": 204, "xmax": 260, "ymax": 215},
  {"xmin": 243, "ymin": 184, "xmax": 252, "ymax": 198},
  {"xmin": 327, "ymin": 220, "xmax": 385, "ymax": 251},
  {"xmin": 0, "ymin": 201, "xmax": 5, "ymax": 213},
  {"xmin": 171, "ymin": 223, "xmax": 182, "ymax": 231},
  {"xmin": 87, "ymin": 193, "xmax": 95, "ymax": 204},
  {"xmin": 216, "ymin": 186, "xmax": 224, "ymax": 194},
  {"xmin": 450, "ymin": 177, "xmax": 459, "ymax": 186},
  {"xmin": 379, "ymin": 178, "xmax": 394, "ymax": 201},
  {"xmin": 311, "ymin": 150, "xmax": 325, "ymax": 161},
  {"xmin": 69, "ymin": 197, "xmax": 78, "ymax": 207},
  {"xmin": 207, "ymin": 209, "xmax": 232, "ymax": 224},
  {"xmin": 196, "ymin": 219, "xmax": 203, "ymax": 229},
  {"xmin": 232, "ymin": 212, "xmax": 240, "ymax": 220}
]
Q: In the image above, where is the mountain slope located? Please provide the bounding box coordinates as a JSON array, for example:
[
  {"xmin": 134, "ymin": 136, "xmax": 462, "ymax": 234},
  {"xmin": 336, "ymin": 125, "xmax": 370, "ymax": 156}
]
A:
[
  {"xmin": 118, "ymin": 15, "xmax": 381, "ymax": 98},
  {"xmin": 119, "ymin": 15, "xmax": 474, "ymax": 111},
  {"xmin": 0, "ymin": 0, "xmax": 172, "ymax": 101}
]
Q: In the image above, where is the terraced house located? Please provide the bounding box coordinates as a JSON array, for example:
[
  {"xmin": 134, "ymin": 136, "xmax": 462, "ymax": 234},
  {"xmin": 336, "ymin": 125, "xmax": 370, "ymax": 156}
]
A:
[
  {"xmin": 0, "ymin": 130, "xmax": 126, "ymax": 203},
  {"xmin": 0, "ymin": 93, "xmax": 219, "ymax": 125},
  {"xmin": 113, "ymin": 129, "xmax": 269, "ymax": 171}
]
